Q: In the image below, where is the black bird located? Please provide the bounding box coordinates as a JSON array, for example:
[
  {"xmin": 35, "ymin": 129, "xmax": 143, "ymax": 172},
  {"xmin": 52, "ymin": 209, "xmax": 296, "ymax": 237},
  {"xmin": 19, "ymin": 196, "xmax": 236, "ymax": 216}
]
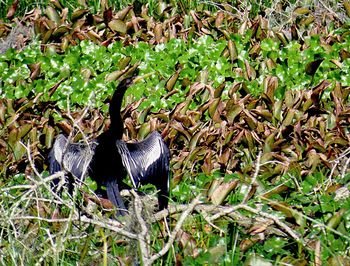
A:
[{"xmin": 49, "ymin": 71, "xmax": 170, "ymax": 215}]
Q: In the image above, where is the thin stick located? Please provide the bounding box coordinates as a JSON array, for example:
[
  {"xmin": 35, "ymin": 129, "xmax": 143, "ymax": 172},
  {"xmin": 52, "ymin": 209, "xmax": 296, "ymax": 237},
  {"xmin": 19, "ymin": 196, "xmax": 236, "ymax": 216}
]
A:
[
  {"xmin": 10, "ymin": 215, "xmax": 137, "ymax": 240},
  {"xmin": 242, "ymin": 150, "xmax": 261, "ymax": 203},
  {"xmin": 148, "ymin": 196, "xmax": 201, "ymax": 264},
  {"xmin": 131, "ymin": 190, "xmax": 151, "ymax": 264}
]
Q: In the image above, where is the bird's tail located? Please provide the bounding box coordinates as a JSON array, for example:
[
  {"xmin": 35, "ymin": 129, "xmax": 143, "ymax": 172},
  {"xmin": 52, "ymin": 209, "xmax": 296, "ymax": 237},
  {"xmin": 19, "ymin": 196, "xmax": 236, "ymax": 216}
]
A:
[
  {"xmin": 106, "ymin": 179, "xmax": 127, "ymax": 216},
  {"xmin": 157, "ymin": 171, "xmax": 170, "ymax": 211}
]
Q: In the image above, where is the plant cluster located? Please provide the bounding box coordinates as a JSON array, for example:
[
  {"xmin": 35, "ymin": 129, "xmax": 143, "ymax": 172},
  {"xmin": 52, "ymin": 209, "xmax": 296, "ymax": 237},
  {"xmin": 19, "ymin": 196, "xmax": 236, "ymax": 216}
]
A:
[{"xmin": 0, "ymin": 0, "xmax": 350, "ymax": 265}]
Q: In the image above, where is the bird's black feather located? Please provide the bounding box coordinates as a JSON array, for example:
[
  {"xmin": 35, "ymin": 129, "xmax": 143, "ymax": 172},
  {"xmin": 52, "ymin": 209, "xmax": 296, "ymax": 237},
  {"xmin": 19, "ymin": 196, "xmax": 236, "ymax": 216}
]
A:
[
  {"xmin": 49, "ymin": 134, "xmax": 96, "ymax": 180},
  {"xmin": 116, "ymin": 131, "xmax": 170, "ymax": 209}
]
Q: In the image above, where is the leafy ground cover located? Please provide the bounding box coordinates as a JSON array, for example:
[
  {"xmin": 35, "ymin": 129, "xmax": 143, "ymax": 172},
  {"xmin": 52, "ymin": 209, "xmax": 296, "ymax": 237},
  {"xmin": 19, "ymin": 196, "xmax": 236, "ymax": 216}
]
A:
[{"xmin": 0, "ymin": 1, "xmax": 350, "ymax": 265}]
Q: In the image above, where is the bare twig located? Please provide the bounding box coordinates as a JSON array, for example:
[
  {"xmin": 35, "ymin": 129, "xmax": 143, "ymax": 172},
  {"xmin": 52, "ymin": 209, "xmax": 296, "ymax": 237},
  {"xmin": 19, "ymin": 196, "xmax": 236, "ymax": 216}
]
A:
[
  {"xmin": 327, "ymin": 146, "xmax": 350, "ymax": 188},
  {"xmin": 199, "ymin": 202, "xmax": 301, "ymax": 242},
  {"xmin": 198, "ymin": 0, "xmax": 241, "ymax": 17},
  {"xmin": 10, "ymin": 215, "xmax": 136, "ymax": 240},
  {"xmin": 131, "ymin": 190, "xmax": 151, "ymax": 264},
  {"xmin": 242, "ymin": 150, "xmax": 262, "ymax": 203},
  {"xmin": 314, "ymin": 240, "xmax": 321, "ymax": 266},
  {"xmin": 260, "ymin": 197, "xmax": 350, "ymax": 241},
  {"xmin": 341, "ymin": 156, "xmax": 350, "ymax": 179},
  {"xmin": 20, "ymin": 141, "xmax": 66, "ymax": 202},
  {"xmin": 318, "ymin": 0, "xmax": 341, "ymax": 21},
  {"xmin": 199, "ymin": 209, "xmax": 225, "ymax": 235},
  {"xmin": 147, "ymin": 195, "xmax": 201, "ymax": 265},
  {"xmin": 153, "ymin": 203, "xmax": 246, "ymax": 222}
]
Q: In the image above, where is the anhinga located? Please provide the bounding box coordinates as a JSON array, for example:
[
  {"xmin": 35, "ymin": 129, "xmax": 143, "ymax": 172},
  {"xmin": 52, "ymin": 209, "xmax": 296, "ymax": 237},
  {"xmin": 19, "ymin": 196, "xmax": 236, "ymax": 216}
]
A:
[{"xmin": 49, "ymin": 71, "xmax": 170, "ymax": 215}]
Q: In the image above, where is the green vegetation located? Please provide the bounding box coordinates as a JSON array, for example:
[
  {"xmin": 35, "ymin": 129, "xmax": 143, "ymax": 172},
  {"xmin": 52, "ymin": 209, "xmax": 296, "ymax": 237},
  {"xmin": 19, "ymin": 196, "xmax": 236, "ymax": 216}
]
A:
[{"xmin": 1, "ymin": 0, "xmax": 350, "ymax": 265}]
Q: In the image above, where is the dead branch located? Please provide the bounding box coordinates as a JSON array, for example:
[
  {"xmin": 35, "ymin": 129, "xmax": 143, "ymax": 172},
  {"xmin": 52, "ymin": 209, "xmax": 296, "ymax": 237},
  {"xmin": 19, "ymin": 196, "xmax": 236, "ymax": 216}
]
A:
[
  {"xmin": 131, "ymin": 189, "xmax": 151, "ymax": 264},
  {"xmin": 243, "ymin": 150, "xmax": 262, "ymax": 203},
  {"xmin": 147, "ymin": 195, "xmax": 201, "ymax": 265},
  {"xmin": 10, "ymin": 215, "xmax": 137, "ymax": 240}
]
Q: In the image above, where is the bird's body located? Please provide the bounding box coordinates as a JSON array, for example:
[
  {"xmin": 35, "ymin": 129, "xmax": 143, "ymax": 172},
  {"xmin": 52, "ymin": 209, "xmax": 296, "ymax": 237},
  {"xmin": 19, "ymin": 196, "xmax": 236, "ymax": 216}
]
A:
[
  {"xmin": 89, "ymin": 130, "xmax": 128, "ymax": 215},
  {"xmin": 49, "ymin": 71, "xmax": 170, "ymax": 215}
]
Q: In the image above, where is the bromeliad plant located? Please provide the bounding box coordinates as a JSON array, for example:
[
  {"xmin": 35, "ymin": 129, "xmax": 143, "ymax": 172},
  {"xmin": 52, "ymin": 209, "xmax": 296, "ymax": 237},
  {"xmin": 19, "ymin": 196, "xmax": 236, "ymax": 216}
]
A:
[{"xmin": 1, "ymin": 1, "xmax": 350, "ymax": 265}]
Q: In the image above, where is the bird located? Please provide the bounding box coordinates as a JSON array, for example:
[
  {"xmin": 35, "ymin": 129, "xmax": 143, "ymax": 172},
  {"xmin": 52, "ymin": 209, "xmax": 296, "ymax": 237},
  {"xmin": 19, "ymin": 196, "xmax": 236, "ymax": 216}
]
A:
[{"xmin": 49, "ymin": 68, "xmax": 170, "ymax": 215}]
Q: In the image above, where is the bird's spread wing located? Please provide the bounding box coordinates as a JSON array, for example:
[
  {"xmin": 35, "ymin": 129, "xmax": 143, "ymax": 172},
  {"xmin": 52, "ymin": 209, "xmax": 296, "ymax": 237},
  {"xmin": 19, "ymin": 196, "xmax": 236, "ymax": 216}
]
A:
[
  {"xmin": 49, "ymin": 134, "xmax": 96, "ymax": 180},
  {"xmin": 115, "ymin": 132, "xmax": 170, "ymax": 190}
]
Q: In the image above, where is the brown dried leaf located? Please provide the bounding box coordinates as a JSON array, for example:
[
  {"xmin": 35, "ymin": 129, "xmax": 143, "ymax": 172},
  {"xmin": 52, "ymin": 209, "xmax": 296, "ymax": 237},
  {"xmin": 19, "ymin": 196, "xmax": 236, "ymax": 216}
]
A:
[
  {"xmin": 340, "ymin": 48, "xmax": 350, "ymax": 61},
  {"xmin": 248, "ymin": 219, "xmax": 274, "ymax": 235},
  {"xmin": 243, "ymin": 109, "xmax": 258, "ymax": 130},
  {"xmin": 300, "ymin": 15, "xmax": 315, "ymax": 26},
  {"xmin": 227, "ymin": 39, "xmax": 238, "ymax": 62},
  {"xmin": 294, "ymin": 7, "xmax": 310, "ymax": 15},
  {"xmin": 208, "ymin": 178, "xmax": 238, "ymax": 205},
  {"xmin": 330, "ymin": 59, "xmax": 342, "ymax": 69},
  {"xmin": 154, "ymin": 23, "xmax": 163, "ymax": 43},
  {"xmin": 208, "ymin": 98, "xmax": 220, "ymax": 119},
  {"xmin": 57, "ymin": 121, "xmax": 72, "ymax": 134},
  {"xmin": 86, "ymin": 30, "xmax": 101, "ymax": 42},
  {"xmin": 165, "ymin": 69, "xmax": 180, "ymax": 91},
  {"xmin": 116, "ymin": 5, "xmax": 133, "ymax": 20},
  {"xmin": 48, "ymin": 78, "xmax": 65, "ymax": 97},
  {"xmin": 190, "ymin": 10, "xmax": 202, "ymax": 29},
  {"xmin": 215, "ymin": 12, "xmax": 225, "ymax": 28},
  {"xmin": 214, "ymin": 82, "xmax": 226, "ymax": 98},
  {"xmin": 138, "ymin": 123, "xmax": 151, "ymax": 139},
  {"xmin": 42, "ymin": 29, "xmax": 53, "ymax": 43},
  {"xmin": 52, "ymin": 25, "xmax": 70, "ymax": 38},
  {"xmin": 217, "ymin": 148, "xmax": 231, "ymax": 165},
  {"xmin": 252, "ymin": 106, "xmax": 272, "ymax": 122},
  {"xmin": 108, "ymin": 19, "xmax": 127, "ymax": 33},
  {"xmin": 45, "ymin": 125, "xmax": 55, "ymax": 149},
  {"xmin": 176, "ymin": 229, "xmax": 199, "ymax": 258},
  {"xmin": 260, "ymin": 184, "xmax": 289, "ymax": 199},
  {"xmin": 171, "ymin": 121, "xmax": 191, "ymax": 142},
  {"xmin": 262, "ymin": 76, "xmax": 278, "ymax": 105},
  {"xmin": 71, "ymin": 9, "xmax": 89, "ymax": 22},
  {"xmin": 29, "ymin": 63, "xmax": 41, "ymax": 81},
  {"xmin": 202, "ymin": 151, "xmax": 213, "ymax": 175},
  {"xmin": 103, "ymin": 7, "xmax": 113, "ymax": 24},
  {"xmin": 45, "ymin": 6, "xmax": 61, "ymax": 24},
  {"xmin": 305, "ymin": 58, "xmax": 324, "ymax": 76},
  {"xmin": 225, "ymin": 100, "xmax": 243, "ymax": 124},
  {"xmin": 249, "ymin": 43, "xmax": 260, "ymax": 58},
  {"xmin": 282, "ymin": 108, "xmax": 295, "ymax": 126},
  {"xmin": 6, "ymin": 0, "xmax": 19, "ymax": 20},
  {"xmin": 83, "ymin": 191, "xmax": 114, "ymax": 210},
  {"xmin": 240, "ymin": 236, "xmax": 261, "ymax": 252},
  {"xmin": 105, "ymin": 70, "xmax": 124, "ymax": 82},
  {"xmin": 189, "ymin": 130, "xmax": 205, "ymax": 150},
  {"xmin": 244, "ymin": 60, "xmax": 256, "ymax": 80},
  {"xmin": 275, "ymin": 32, "xmax": 289, "ymax": 45},
  {"xmin": 263, "ymin": 132, "xmax": 275, "ymax": 153}
]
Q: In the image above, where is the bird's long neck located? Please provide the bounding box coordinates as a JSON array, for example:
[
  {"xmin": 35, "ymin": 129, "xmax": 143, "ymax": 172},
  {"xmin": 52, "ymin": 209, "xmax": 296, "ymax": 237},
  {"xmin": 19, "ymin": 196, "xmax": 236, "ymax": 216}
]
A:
[{"xmin": 109, "ymin": 77, "xmax": 135, "ymax": 139}]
